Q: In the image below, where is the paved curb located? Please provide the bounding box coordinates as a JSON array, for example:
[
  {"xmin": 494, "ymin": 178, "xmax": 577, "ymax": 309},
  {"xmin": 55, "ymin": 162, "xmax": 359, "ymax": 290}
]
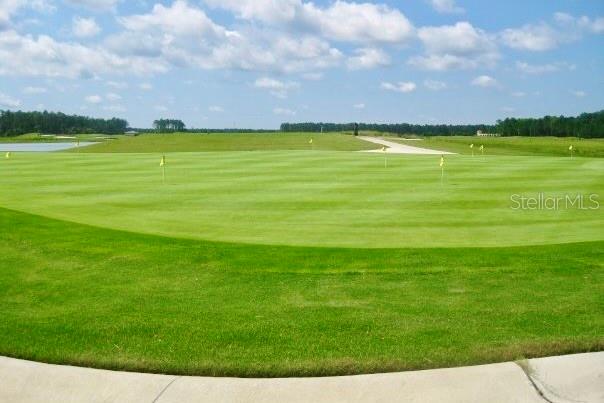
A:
[{"xmin": 1, "ymin": 353, "xmax": 602, "ymax": 402}]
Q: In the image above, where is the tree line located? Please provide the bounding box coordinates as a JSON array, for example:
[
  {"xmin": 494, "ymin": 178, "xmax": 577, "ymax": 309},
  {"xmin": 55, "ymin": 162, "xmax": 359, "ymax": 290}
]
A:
[
  {"xmin": 0, "ymin": 110, "xmax": 128, "ymax": 136},
  {"xmin": 281, "ymin": 110, "xmax": 604, "ymax": 138},
  {"xmin": 3, "ymin": 109, "xmax": 602, "ymax": 138},
  {"xmin": 280, "ymin": 122, "xmax": 496, "ymax": 136},
  {"xmin": 134, "ymin": 128, "xmax": 278, "ymax": 133},
  {"xmin": 496, "ymin": 111, "xmax": 604, "ymax": 138},
  {"xmin": 152, "ymin": 119, "xmax": 186, "ymax": 132}
]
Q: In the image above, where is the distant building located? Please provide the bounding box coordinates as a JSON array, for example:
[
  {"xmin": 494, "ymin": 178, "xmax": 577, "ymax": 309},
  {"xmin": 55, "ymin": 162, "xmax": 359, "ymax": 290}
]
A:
[
  {"xmin": 476, "ymin": 130, "xmax": 499, "ymax": 137},
  {"xmin": 125, "ymin": 130, "xmax": 139, "ymax": 136}
]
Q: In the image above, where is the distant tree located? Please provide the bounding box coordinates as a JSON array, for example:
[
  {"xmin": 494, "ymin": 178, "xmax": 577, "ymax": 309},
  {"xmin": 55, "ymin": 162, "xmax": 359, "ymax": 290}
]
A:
[
  {"xmin": 279, "ymin": 110, "xmax": 604, "ymax": 138},
  {"xmin": 0, "ymin": 110, "xmax": 128, "ymax": 136},
  {"xmin": 152, "ymin": 119, "xmax": 186, "ymax": 133}
]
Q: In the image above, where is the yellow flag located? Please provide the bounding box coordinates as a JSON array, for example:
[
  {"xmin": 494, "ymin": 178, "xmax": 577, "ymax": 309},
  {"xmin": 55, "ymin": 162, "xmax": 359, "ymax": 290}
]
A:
[
  {"xmin": 309, "ymin": 138, "xmax": 313, "ymax": 144},
  {"xmin": 440, "ymin": 156, "xmax": 444, "ymax": 167},
  {"xmin": 159, "ymin": 156, "xmax": 166, "ymax": 167},
  {"xmin": 479, "ymin": 145, "xmax": 484, "ymax": 151},
  {"xmin": 470, "ymin": 144, "xmax": 474, "ymax": 149},
  {"xmin": 5, "ymin": 151, "xmax": 10, "ymax": 159},
  {"xmin": 569, "ymin": 145, "xmax": 573, "ymax": 151}
]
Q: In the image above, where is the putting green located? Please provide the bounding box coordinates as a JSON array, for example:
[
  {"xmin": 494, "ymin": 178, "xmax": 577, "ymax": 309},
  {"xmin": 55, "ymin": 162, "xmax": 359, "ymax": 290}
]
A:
[{"xmin": 0, "ymin": 151, "xmax": 602, "ymax": 248}]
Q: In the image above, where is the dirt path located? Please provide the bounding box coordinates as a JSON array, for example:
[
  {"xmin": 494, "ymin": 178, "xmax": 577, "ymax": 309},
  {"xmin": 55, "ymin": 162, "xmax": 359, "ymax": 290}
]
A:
[{"xmin": 359, "ymin": 136, "xmax": 456, "ymax": 155}]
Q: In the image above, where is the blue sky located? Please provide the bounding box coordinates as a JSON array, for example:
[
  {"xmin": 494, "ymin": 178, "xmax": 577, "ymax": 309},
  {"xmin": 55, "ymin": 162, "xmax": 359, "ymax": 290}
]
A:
[{"xmin": 0, "ymin": 0, "xmax": 603, "ymax": 129}]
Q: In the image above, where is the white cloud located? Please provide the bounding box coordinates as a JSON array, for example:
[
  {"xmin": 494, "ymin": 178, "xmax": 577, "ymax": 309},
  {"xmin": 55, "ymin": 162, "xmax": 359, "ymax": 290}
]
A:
[
  {"xmin": 154, "ymin": 105, "xmax": 168, "ymax": 112},
  {"xmin": 110, "ymin": 1, "xmax": 343, "ymax": 74},
  {"xmin": 501, "ymin": 24, "xmax": 560, "ymax": 51},
  {"xmin": 346, "ymin": 47, "xmax": 390, "ymax": 70},
  {"xmin": 0, "ymin": 0, "xmax": 55, "ymax": 30},
  {"xmin": 0, "ymin": 0, "xmax": 347, "ymax": 79},
  {"xmin": 34, "ymin": 0, "xmax": 55, "ymax": 12},
  {"xmin": 85, "ymin": 94, "xmax": 102, "ymax": 103},
  {"xmin": 471, "ymin": 75, "xmax": 498, "ymax": 88},
  {"xmin": 0, "ymin": 30, "xmax": 166, "ymax": 78},
  {"xmin": 254, "ymin": 77, "xmax": 299, "ymax": 98},
  {"xmin": 105, "ymin": 92, "xmax": 121, "ymax": 101},
  {"xmin": 204, "ymin": 0, "xmax": 414, "ymax": 44},
  {"xmin": 119, "ymin": 1, "xmax": 226, "ymax": 38},
  {"xmin": 515, "ymin": 61, "xmax": 575, "ymax": 74},
  {"xmin": 23, "ymin": 86, "xmax": 47, "ymax": 94},
  {"xmin": 590, "ymin": 17, "xmax": 604, "ymax": 34},
  {"xmin": 106, "ymin": 80, "xmax": 127, "ymax": 89},
  {"xmin": 72, "ymin": 16, "xmax": 100, "ymax": 38},
  {"xmin": 424, "ymin": 79, "xmax": 447, "ymax": 91},
  {"xmin": 554, "ymin": 12, "xmax": 604, "ymax": 34},
  {"xmin": 410, "ymin": 54, "xmax": 471, "ymax": 71},
  {"xmin": 500, "ymin": 12, "xmax": 604, "ymax": 52},
  {"xmin": 208, "ymin": 105, "xmax": 223, "ymax": 112},
  {"xmin": 103, "ymin": 104, "xmax": 126, "ymax": 112},
  {"xmin": 511, "ymin": 91, "xmax": 526, "ymax": 97},
  {"xmin": 411, "ymin": 22, "xmax": 499, "ymax": 71},
  {"xmin": 273, "ymin": 107, "xmax": 296, "ymax": 116},
  {"xmin": 64, "ymin": 0, "xmax": 120, "ymax": 11},
  {"xmin": 572, "ymin": 90, "xmax": 586, "ymax": 98},
  {"xmin": 381, "ymin": 81, "xmax": 416, "ymax": 93},
  {"xmin": 203, "ymin": 0, "xmax": 299, "ymax": 24},
  {"xmin": 0, "ymin": 0, "xmax": 22, "ymax": 29},
  {"xmin": 139, "ymin": 83, "xmax": 152, "ymax": 90},
  {"xmin": 301, "ymin": 72, "xmax": 323, "ymax": 81},
  {"xmin": 304, "ymin": 1, "xmax": 414, "ymax": 44},
  {"xmin": 0, "ymin": 92, "xmax": 21, "ymax": 108},
  {"xmin": 428, "ymin": 0, "xmax": 464, "ymax": 14},
  {"xmin": 418, "ymin": 22, "xmax": 496, "ymax": 56},
  {"xmin": 353, "ymin": 103, "xmax": 365, "ymax": 109}
]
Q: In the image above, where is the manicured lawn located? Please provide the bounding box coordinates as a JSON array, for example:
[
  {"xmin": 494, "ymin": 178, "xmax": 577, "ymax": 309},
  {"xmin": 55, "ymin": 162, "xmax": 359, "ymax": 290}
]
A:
[
  {"xmin": 0, "ymin": 138, "xmax": 602, "ymax": 377},
  {"xmin": 0, "ymin": 207, "xmax": 602, "ymax": 377},
  {"xmin": 76, "ymin": 133, "xmax": 375, "ymax": 152},
  {"xmin": 388, "ymin": 136, "xmax": 604, "ymax": 157},
  {"xmin": 0, "ymin": 133, "xmax": 113, "ymax": 143},
  {"xmin": 0, "ymin": 151, "xmax": 602, "ymax": 248}
]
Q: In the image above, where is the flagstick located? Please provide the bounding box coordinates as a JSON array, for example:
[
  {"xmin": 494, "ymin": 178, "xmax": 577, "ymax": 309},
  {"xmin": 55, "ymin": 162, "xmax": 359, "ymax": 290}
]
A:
[
  {"xmin": 441, "ymin": 166, "xmax": 444, "ymax": 186},
  {"xmin": 162, "ymin": 164, "xmax": 165, "ymax": 184}
]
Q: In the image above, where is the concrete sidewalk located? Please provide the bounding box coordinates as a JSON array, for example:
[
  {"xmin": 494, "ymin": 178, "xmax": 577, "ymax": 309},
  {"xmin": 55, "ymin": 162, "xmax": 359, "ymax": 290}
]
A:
[{"xmin": 0, "ymin": 353, "xmax": 602, "ymax": 403}]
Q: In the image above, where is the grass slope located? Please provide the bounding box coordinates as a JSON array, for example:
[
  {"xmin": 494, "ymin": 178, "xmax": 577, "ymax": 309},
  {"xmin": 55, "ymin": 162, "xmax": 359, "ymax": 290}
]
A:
[
  {"xmin": 1, "ymin": 207, "xmax": 602, "ymax": 377},
  {"xmin": 0, "ymin": 133, "xmax": 112, "ymax": 143},
  {"xmin": 1, "ymin": 152, "xmax": 602, "ymax": 248},
  {"xmin": 76, "ymin": 133, "xmax": 375, "ymax": 153},
  {"xmin": 389, "ymin": 136, "xmax": 604, "ymax": 157}
]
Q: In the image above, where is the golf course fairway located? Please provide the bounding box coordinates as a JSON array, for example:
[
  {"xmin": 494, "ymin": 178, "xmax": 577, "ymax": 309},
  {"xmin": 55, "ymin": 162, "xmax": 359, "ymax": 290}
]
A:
[
  {"xmin": 0, "ymin": 151, "xmax": 602, "ymax": 248},
  {"xmin": 0, "ymin": 137, "xmax": 602, "ymax": 377}
]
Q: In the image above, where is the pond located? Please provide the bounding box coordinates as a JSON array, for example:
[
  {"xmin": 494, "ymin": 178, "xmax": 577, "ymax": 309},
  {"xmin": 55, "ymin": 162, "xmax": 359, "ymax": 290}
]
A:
[{"xmin": 0, "ymin": 142, "xmax": 97, "ymax": 152}]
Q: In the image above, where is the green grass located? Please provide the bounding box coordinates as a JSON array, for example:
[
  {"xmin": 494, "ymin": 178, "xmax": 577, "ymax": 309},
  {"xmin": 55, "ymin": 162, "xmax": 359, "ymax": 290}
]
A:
[
  {"xmin": 0, "ymin": 133, "xmax": 113, "ymax": 143},
  {"xmin": 388, "ymin": 136, "xmax": 604, "ymax": 157},
  {"xmin": 1, "ymin": 138, "xmax": 602, "ymax": 377},
  {"xmin": 1, "ymin": 152, "xmax": 602, "ymax": 248},
  {"xmin": 0, "ymin": 207, "xmax": 602, "ymax": 377},
  {"xmin": 76, "ymin": 133, "xmax": 375, "ymax": 153}
]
